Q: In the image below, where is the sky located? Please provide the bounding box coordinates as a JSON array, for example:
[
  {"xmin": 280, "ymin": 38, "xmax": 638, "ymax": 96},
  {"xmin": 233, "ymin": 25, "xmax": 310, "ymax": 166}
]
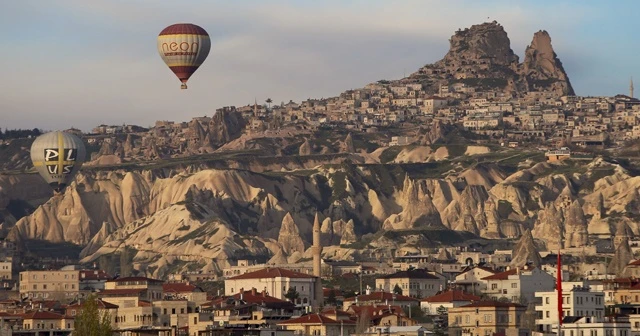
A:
[{"xmin": 1, "ymin": 0, "xmax": 638, "ymax": 131}]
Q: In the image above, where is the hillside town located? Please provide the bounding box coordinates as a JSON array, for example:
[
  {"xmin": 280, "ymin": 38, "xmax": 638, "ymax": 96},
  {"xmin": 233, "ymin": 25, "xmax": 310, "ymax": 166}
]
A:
[{"xmin": 0, "ymin": 226, "xmax": 639, "ymax": 336}]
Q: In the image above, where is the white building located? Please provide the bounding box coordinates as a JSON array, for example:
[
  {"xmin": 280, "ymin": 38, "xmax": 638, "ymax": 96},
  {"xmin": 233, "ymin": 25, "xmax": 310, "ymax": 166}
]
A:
[
  {"xmin": 535, "ymin": 286, "xmax": 605, "ymax": 334},
  {"xmin": 482, "ymin": 266, "xmax": 555, "ymax": 304},
  {"xmin": 454, "ymin": 266, "xmax": 496, "ymax": 294},
  {"xmin": 224, "ymin": 267, "xmax": 321, "ymax": 307},
  {"xmin": 556, "ymin": 316, "xmax": 630, "ymax": 336}
]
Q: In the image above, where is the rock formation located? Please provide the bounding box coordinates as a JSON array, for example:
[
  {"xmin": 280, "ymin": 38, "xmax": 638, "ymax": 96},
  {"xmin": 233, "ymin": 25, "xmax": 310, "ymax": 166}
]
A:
[
  {"xmin": 563, "ymin": 200, "xmax": 588, "ymax": 248},
  {"xmin": 412, "ymin": 21, "xmax": 573, "ymax": 99},
  {"xmin": 440, "ymin": 21, "xmax": 519, "ymax": 67},
  {"xmin": 521, "ymin": 30, "xmax": 575, "ymax": 96},
  {"xmin": 299, "ymin": 139, "xmax": 312, "ymax": 156},
  {"xmin": 510, "ymin": 229, "xmax": 542, "ymax": 268},
  {"xmin": 277, "ymin": 212, "xmax": 305, "ymax": 254},
  {"xmin": 342, "ymin": 133, "xmax": 355, "ymax": 153},
  {"xmin": 383, "ymin": 176, "xmax": 443, "ymax": 230},
  {"xmin": 608, "ymin": 221, "xmax": 634, "ymax": 276},
  {"xmin": 532, "ymin": 202, "xmax": 564, "ymax": 250},
  {"xmin": 339, "ymin": 219, "xmax": 357, "ymax": 245},
  {"xmin": 207, "ymin": 109, "xmax": 247, "ymax": 147}
]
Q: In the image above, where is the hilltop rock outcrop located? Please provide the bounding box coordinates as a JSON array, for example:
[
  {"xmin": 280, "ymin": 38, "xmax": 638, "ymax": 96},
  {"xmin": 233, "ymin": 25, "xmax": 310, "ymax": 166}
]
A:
[{"xmin": 521, "ymin": 30, "xmax": 575, "ymax": 96}]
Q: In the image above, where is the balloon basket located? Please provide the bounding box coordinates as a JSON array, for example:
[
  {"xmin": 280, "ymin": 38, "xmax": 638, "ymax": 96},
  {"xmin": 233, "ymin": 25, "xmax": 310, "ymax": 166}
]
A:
[{"xmin": 181, "ymin": 83, "xmax": 188, "ymax": 90}]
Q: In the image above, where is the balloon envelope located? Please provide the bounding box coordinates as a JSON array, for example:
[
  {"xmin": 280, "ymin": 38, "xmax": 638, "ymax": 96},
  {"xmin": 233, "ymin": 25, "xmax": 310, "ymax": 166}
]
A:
[
  {"xmin": 30, "ymin": 131, "xmax": 86, "ymax": 193},
  {"xmin": 157, "ymin": 23, "xmax": 211, "ymax": 89}
]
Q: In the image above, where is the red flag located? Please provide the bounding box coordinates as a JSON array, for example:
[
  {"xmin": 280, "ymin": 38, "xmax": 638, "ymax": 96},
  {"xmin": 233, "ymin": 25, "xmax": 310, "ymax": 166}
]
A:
[{"xmin": 557, "ymin": 250, "xmax": 563, "ymax": 325}]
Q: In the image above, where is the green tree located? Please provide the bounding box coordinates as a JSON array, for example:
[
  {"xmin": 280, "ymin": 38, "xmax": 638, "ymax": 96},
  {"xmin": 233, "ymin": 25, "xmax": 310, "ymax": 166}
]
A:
[
  {"xmin": 326, "ymin": 290, "xmax": 338, "ymax": 306},
  {"xmin": 73, "ymin": 295, "xmax": 112, "ymax": 336},
  {"xmin": 284, "ymin": 287, "xmax": 300, "ymax": 303},
  {"xmin": 393, "ymin": 284, "xmax": 403, "ymax": 295}
]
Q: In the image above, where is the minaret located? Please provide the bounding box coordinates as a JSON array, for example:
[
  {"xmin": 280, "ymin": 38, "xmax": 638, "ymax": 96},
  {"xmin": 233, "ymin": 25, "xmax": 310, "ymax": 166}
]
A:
[
  {"xmin": 253, "ymin": 98, "xmax": 258, "ymax": 116},
  {"xmin": 312, "ymin": 212, "xmax": 324, "ymax": 309},
  {"xmin": 312, "ymin": 212, "xmax": 322, "ymax": 276},
  {"xmin": 631, "ymin": 77, "xmax": 634, "ymax": 98}
]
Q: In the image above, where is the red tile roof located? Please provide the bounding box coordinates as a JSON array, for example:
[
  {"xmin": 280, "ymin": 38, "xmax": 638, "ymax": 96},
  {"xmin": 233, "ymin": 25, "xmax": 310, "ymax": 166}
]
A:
[
  {"xmin": 321, "ymin": 308, "xmax": 352, "ymax": 317},
  {"xmin": 107, "ymin": 276, "xmax": 163, "ymax": 283},
  {"xmin": 459, "ymin": 301, "xmax": 525, "ymax": 308},
  {"xmin": 163, "ymin": 283, "xmax": 202, "ymax": 293},
  {"xmin": 379, "ymin": 269, "xmax": 440, "ymax": 280},
  {"xmin": 349, "ymin": 305, "xmax": 405, "ymax": 318},
  {"xmin": 66, "ymin": 299, "xmax": 118, "ymax": 309},
  {"xmin": 628, "ymin": 260, "xmax": 640, "ymax": 266},
  {"xmin": 98, "ymin": 288, "xmax": 146, "ymax": 296},
  {"xmin": 138, "ymin": 300, "xmax": 152, "ymax": 307},
  {"xmin": 323, "ymin": 288, "xmax": 343, "ymax": 297},
  {"xmin": 228, "ymin": 267, "xmax": 316, "ymax": 280},
  {"xmin": 232, "ymin": 290, "xmax": 290, "ymax": 304},
  {"xmin": 22, "ymin": 311, "xmax": 65, "ymax": 320},
  {"xmin": 422, "ymin": 290, "xmax": 482, "ymax": 303},
  {"xmin": 80, "ymin": 270, "xmax": 111, "ymax": 281},
  {"xmin": 482, "ymin": 267, "xmax": 536, "ymax": 281},
  {"xmin": 278, "ymin": 313, "xmax": 355, "ymax": 325},
  {"xmin": 344, "ymin": 292, "xmax": 418, "ymax": 303}
]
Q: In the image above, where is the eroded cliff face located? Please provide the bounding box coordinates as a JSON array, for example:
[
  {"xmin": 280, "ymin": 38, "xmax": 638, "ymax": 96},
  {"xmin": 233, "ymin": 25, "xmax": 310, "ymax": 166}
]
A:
[{"xmin": 9, "ymin": 155, "xmax": 640, "ymax": 277}]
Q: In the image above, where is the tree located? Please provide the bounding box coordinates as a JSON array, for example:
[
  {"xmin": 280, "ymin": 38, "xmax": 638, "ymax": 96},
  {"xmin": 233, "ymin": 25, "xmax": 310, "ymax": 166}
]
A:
[
  {"xmin": 284, "ymin": 287, "xmax": 299, "ymax": 303},
  {"xmin": 73, "ymin": 295, "xmax": 112, "ymax": 336},
  {"xmin": 326, "ymin": 290, "xmax": 338, "ymax": 306},
  {"xmin": 265, "ymin": 98, "xmax": 273, "ymax": 110},
  {"xmin": 393, "ymin": 284, "xmax": 403, "ymax": 295}
]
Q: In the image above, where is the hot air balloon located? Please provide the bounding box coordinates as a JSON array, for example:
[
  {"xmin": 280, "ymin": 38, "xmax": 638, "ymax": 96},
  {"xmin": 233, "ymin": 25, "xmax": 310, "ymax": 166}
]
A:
[
  {"xmin": 30, "ymin": 131, "xmax": 86, "ymax": 193},
  {"xmin": 157, "ymin": 23, "xmax": 211, "ymax": 89}
]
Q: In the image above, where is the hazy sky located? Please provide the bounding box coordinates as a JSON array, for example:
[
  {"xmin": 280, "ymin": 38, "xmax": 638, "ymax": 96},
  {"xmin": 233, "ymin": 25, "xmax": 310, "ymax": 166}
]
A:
[{"xmin": 1, "ymin": 0, "xmax": 638, "ymax": 131}]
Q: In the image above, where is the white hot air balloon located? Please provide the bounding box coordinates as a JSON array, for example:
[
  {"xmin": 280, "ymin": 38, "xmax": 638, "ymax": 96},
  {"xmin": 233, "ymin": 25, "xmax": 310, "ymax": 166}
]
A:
[{"xmin": 30, "ymin": 131, "xmax": 86, "ymax": 193}]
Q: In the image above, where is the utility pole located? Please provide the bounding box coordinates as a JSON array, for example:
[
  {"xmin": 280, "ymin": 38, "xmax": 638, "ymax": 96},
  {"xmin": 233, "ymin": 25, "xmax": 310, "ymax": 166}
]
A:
[{"xmin": 360, "ymin": 271, "xmax": 363, "ymax": 296}]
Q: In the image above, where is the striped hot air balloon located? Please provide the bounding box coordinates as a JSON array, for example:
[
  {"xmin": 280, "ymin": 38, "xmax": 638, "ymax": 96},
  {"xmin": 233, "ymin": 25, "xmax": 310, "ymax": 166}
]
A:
[
  {"xmin": 157, "ymin": 23, "xmax": 211, "ymax": 89},
  {"xmin": 30, "ymin": 131, "xmax": 86, "ymax": 193}
]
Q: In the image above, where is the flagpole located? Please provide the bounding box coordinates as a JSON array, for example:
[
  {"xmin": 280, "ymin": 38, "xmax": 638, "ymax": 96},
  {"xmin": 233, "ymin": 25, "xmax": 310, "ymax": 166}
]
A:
[{"xmin": 557, "ymin": 248, "xmax": 563, "ymax": 336}]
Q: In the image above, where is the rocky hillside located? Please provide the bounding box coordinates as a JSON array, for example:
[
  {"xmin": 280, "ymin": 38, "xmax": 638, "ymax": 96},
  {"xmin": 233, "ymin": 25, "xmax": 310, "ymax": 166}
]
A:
[{"xmin": 5, "ymin": 143, "xmax": 640, "ymax": 278}]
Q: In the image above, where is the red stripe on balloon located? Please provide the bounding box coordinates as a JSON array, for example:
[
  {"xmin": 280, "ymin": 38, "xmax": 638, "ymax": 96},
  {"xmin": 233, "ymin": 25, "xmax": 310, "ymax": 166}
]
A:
[{"xmin": 169, "ymin": 66, "xmax": 201, "ymax": 82}]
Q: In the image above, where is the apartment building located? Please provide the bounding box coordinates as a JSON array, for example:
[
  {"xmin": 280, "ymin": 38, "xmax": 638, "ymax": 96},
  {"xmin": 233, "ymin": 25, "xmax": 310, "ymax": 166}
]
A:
[
  {"xmin": 535, "ymin": 286, "xmax": 605, "ymax": 334},
  {"xmin": 376, "ymin": 269, "xmax": 446, "ymax": 298},
  {"xmin": 482, "ymin": 266, "xmax": 555, "ymax": 304},
  {"xmin": 19, "ymin": 269, "xmax": 81, "ymax": 299},
  {"xmin": 448, "ymin": 301, "xmax": 526, "ymax": 336}
]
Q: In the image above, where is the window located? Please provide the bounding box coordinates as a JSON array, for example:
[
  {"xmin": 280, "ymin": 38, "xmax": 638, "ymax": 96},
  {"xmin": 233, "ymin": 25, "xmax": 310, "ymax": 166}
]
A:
[
  {"xmin": 546, "ymin": 297, "xmax": 550, "ymax": 304},
  {"xmin": 492, "ymin": 284, "xmax": 498, "ymax": 290},
  {"xmin": 43, "ymin": 285, "xmax": 47, "ymax": 290},
  {"xmin": 172, "ymin": 308, "xmax": 176, "ymax": 314},
  {"xmin": 511, "ymin": 283, "xmax": 517, "ymax": 288},
  {"xmin": 33, "ymin": 284, "xmax": 37, "ymax": 290},
  {"xmin": 465, "ymin": 315, "xmax": 470, "ymax": 323},
  {"xmin": 546, "ymin": 311, "xmax": 550, "ymax": 318}
]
